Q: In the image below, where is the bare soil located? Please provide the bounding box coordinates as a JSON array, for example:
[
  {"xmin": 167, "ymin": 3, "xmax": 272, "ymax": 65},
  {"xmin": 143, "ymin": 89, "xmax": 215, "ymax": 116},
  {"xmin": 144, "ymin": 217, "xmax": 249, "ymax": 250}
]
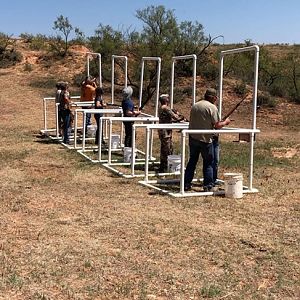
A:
[{"xmin": 0, "ymin": 45, "xmax": 299, "ymax": 299}]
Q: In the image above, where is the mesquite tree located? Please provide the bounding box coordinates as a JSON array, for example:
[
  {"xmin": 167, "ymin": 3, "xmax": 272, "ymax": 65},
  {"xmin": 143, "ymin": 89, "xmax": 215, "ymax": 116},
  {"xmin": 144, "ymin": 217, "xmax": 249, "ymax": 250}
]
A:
[{"xmin": 53, "ymin": 15, "xmax": 73, "ymax": 56}]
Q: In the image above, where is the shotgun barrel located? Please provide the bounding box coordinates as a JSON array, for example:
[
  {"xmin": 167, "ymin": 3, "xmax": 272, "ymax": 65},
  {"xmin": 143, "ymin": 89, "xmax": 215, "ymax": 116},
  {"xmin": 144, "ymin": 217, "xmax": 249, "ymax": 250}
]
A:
[{"xmin": 222, "ymin": 94, "xmax": 248, "ymax": 120}]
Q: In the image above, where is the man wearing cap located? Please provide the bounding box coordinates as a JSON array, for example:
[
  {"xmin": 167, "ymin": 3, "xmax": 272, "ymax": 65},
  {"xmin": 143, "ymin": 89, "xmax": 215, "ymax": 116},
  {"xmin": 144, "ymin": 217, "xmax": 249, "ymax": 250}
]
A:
[
  {"xmin": 184, "ymin": 88, "xmax": 230, "ymax": 192},
  {"xmin": 121, "ymin": 86, "xmax": 141, "ymax": 147},
  {"xmin": 158, "ymin": 94, "xmax": 185, "ymax": 172},
  {"xmin": 80, "ymin": 76, "xmax": 97, "ymax": 130}
]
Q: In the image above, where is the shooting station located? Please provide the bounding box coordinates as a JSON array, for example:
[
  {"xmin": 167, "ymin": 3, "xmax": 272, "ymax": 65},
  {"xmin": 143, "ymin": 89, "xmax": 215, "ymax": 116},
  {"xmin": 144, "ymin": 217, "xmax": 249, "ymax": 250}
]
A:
[
  {"xmin": 74, "ymin": 54, "xmax": 128, "ymax": 157},
  {"xmin": 40, "ymin": 52, "xmax": 102, "ymax": 146},
  {"xmin": 126, "ymin": 54, "xmax": 198, "ymax": 181},
  {"xmin": 100, "ymin": 56, "xmax": 162, "ymax": 177},
  {"xmin": 139, "ymin": 45, "xmax": 261, "ymax": 197}
]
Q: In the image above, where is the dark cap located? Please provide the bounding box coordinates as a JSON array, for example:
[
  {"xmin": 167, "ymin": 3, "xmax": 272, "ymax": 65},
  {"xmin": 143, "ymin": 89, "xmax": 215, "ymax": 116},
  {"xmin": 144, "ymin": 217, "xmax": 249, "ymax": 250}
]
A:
[
  {"xmin": 205, "ymin": 88, "xmax": 217, "ymax": 98},
  {"xmin": 159, "ymin": 94, "xmax": 169, "ymax": 102}
]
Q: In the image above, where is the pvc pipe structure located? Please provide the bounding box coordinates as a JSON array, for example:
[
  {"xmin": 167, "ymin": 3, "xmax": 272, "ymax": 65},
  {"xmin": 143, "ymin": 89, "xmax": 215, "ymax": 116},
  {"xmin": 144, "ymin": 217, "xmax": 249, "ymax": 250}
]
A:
[
  {"xmin": 179, "ymin": 128, "xmax": 260, "ymax": 196},
  {"xmin": 138, "ymin": 57, "xmax": 161, "ymax": 117},
  {"xmin": 140, "ymin": 126, "xmax": 260, "ymax": 197},
  {"xmin": 97, "ymin": 116, "xmax": 158, "ymax": 165},
  {"xmin": 74, "ymin": 108, "xmax": 122, "ymax": 149},
  {"xmin": 142, "ymin": 123, "xmax": 189, "ymax": 182},
  {"xmin": 42, "ymin": 96, "xmax": 80, "ymax": 134},
  {"xmin": 170, "ymin": 54, "xmax": 197, "ymax": 108},
  {"xmin": 111, "ymin": 55, "xmax": 128, "ymax": 104},
  {"xmin": 86, "ymin": 52, "xmax": 102, "ymax": 87},
  {"xmin": 218, "ymin": 45, "xmax": 260, "ymax": 190},
  {"xmin": 131, "ymin": 122, "xmax": 159, "ymax": 177}
]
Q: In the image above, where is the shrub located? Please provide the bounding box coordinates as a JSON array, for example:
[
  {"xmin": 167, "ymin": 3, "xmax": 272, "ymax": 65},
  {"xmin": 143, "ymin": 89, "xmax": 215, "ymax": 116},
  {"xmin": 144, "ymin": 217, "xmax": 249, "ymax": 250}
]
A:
[
  {"xmin": 20, "ymin": 33, "xmax": 48, "ymax": 51},
  {"xmin": 200, "ymin": 63, "xmax": 219, "ymax": 81},
  {"xmin": 268, "ymin": 82, "xmax": 286, "ymax": 97},
  {"xmin": 29, "ymin": 77, "xmax": 57, "ymax": 89},
  {"xmin": 0, "ymin": 50, "xmax": 23, "ymax": 68},
  {"xmin": 0, "ymin": 32, "xmax": 23, "ymax": 68},
  {"xmin": 234, "ymin": 81, "xmax": 247, "ymax": 96},
  {"xmin": 289, "ymin": 91, "xmax": 300, "ymax": 104},
  {"xmin": 257, "ymin": 93, "xmax": 277, "ymax": 108},
  {"xmin": 24, "ymin": 62, "xmax": 33, "ymax": 72}
]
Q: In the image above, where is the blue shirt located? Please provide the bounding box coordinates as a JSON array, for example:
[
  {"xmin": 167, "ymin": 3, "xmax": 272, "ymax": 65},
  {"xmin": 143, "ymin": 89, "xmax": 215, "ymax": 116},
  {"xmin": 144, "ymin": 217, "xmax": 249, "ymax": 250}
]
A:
[{"xmin": 122, "ymin": 98, "xmax": 134, "ymax": 116}]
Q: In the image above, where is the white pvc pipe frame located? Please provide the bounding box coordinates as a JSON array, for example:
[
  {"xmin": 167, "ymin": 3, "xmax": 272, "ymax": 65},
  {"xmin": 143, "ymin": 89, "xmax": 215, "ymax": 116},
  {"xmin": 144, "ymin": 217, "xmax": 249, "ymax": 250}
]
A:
[
  {"xmin": 111, "ymin": 55, "xmax": 128, "ymax": 104},
  {"xmin": 179, "ymin": 128, "xmax": 260, "ymax": 196},
  {"xmin": 140, "ymin": 45, "xmax": 260, "ymax": 197},
  {"xmin": 86, "ymin": 52, "xmax": 102, "ymax": 87},
  {"xmin": 142, "ymin": 123, "xmax": 190, "ymax": 181},
  {"xmin": 99, "ymin": 116, "xmax": 158, "ymax": 165},
  {"xmin": 74, "ymin": 108, "xmax": 123, "ymax": 150},
  {"xmin": 41, "ymin": 96, "xmax": 80, "ymax": 134},
  {"xmin": 170, "ymin": 54, "xmax": 197, "ymax": 108},
  {"xmin": 138, "ymin": 57, "xmax": 161, "ymax": 117},
  {"xmin": 140, "ymin": 127, "xmax": 260, "ymax": 197},
  {"xmin": 54, "ymin": 101, "xmax": 94, "ymax": 138},
  {"xmin": 218, "ymin": 45, "xmax": 260, "ymax": 191}
]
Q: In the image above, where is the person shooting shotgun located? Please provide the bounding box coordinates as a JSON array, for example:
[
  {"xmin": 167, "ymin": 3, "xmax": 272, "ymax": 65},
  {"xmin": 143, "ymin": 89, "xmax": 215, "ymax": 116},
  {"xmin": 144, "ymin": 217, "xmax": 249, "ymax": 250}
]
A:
[
  {"xmin": 121, "ymin": 86, "xmax": 141, "ymax": 147},
  {"xmin": 158, "ymin": 94, "xmax": 186, "ymax": 172},
  {"xmin": 184, "ymin": 88, "xmax": 231, "ymax": 192}
]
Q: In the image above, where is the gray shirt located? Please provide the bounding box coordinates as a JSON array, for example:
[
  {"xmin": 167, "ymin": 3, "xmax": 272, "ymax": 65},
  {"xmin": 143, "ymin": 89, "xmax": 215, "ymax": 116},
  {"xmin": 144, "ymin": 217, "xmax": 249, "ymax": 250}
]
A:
[{"xmin": 189, "ymin": 100, "xmax": 220, "ymax": 143}]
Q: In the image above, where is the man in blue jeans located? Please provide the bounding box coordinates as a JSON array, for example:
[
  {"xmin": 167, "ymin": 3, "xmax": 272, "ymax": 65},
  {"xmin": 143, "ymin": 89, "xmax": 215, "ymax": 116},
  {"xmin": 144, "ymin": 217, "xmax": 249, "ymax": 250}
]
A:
[{"xmin": 184, "ymin": 88, "xmax": 230, "ymax": 192}]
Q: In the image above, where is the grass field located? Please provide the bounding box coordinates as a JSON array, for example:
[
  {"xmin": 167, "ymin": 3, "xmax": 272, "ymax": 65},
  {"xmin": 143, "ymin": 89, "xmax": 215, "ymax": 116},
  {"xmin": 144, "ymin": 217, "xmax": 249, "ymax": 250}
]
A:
[{"xmin": 0, "ymin": 61, "xmax": 299, "ymax": 300}]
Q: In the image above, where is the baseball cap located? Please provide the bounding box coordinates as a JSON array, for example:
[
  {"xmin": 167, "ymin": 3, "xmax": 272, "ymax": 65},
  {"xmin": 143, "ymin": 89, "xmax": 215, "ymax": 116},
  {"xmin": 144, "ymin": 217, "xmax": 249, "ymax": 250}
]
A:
[{"xmin": 205, "ymin": 88, "xmax": 217, "ymax": 98}]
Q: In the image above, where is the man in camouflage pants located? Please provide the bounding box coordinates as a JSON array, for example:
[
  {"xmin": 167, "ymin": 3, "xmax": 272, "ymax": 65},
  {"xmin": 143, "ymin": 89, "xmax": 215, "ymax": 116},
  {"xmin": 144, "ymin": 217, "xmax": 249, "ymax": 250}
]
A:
[{"xmin": 158, "ymin": 94, "xmax": 185, "ymax": 172}]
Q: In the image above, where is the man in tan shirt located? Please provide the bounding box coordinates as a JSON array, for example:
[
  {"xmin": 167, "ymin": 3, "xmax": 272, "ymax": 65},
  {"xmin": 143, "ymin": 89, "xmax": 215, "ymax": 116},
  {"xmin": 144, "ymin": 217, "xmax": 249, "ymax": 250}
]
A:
[{"xmin": 184, "ymin": 88, "xmax": 230, "ymax": 192}]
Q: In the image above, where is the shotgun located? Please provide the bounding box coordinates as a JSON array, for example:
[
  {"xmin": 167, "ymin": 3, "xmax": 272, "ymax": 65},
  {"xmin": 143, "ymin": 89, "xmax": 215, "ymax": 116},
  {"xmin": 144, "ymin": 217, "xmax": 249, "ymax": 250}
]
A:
[
  {"xmin": 138, "ymin": 101, "xmax": 147, "ymax": 111},
  {"xmin": 222, "ymin": 94, "xmax": 248, "ymax": 120},
  {"xmin": 106, "ymin": 103, "xmax": 122, "ymax": 108},
  {"xmin": 171, "ymin": 109, "xmax": 188, "ymax": 122}
]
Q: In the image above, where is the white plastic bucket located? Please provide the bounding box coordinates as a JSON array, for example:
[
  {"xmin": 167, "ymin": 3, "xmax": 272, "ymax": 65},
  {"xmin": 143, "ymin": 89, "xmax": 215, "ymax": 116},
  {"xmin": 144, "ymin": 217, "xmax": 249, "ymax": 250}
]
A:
[
  {"xmin": 111, "ymin": 134, "xmax": 120, "ymax": 149},
  {"xmin": 224, "ymin": 173, "xmax": 243, "ymax": 199},
  {"xmin": 86, "ymin": 125, "xmax": 97, "ymax": 138},
  {"xmin": 167, "ymin": 155, "xmax": 181, "ymax": 173},
  {"xmin": 123, "ymin": 147, "xmax": 132, "ymax": 163}
]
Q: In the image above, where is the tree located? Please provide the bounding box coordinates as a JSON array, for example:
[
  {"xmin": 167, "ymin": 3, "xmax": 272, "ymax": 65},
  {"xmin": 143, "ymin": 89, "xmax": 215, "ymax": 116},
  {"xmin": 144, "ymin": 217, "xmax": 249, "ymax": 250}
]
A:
[
  {"xmin": 53, "ymin": 15, "xmax": 73, "ymax": 56},
  {"xmin": 136, "ymin": 5, "xmax": 179, "ymax": 56},
  {"xmin": 88, "ymin": 24, "xmax": 125, "ymax": 81},
  {"xmin": 74, "ymin": 27, "xmax": 86, "ymax": 45}
]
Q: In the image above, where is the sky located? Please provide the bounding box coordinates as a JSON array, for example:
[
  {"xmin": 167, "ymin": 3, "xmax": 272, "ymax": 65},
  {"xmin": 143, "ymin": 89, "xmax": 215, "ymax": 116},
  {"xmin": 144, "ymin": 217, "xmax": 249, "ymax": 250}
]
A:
[{"xmin": 1, "ymin": 0, "xmax": 299, "ymax": 44}]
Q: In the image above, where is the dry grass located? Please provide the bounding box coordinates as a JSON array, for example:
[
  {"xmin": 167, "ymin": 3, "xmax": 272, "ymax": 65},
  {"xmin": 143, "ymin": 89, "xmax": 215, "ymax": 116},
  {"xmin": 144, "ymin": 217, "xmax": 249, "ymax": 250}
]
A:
[{"xmin": 0, "ymin": 45, "xmax": 300, "ymax": 299}]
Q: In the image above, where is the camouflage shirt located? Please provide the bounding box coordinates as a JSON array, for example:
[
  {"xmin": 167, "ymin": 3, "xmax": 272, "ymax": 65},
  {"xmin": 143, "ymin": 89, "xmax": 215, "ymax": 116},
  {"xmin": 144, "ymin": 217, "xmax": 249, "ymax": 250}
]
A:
[{"xmin": 158, "ymin": 106, "xmax": 183, "ymax": 138}]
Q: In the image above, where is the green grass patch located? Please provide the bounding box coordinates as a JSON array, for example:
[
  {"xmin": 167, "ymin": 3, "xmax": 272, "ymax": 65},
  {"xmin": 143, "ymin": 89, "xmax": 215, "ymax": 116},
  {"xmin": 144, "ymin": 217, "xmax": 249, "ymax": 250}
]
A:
[{"xmin": 220, "ymin": 140, "xmax": 298, "ymax": 170}]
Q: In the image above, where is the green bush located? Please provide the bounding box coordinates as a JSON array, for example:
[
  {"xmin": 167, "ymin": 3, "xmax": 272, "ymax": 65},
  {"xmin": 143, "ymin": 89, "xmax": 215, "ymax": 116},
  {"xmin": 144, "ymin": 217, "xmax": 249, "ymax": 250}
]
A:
[
  {"xmin": 233, "ymin": 81, "xmax": 247, "ymax": 96},
  {"xmin": 268, "ymin": 82, "xmax": 286, "ymax": 97},
  {"xmin": 29, "ymin": 77, "xmax": 57, "ymax": 89},
  {"xmin": 289, "ymin": 91, "xmax": 300, "ymax": 104},
  {"xmin": 257, "ymin": 93, "xmax": 277, "ymax": 108},
  {"xmin": 200, "ymin": 62, "xmax": 219, "ymax": 81},
  {"xmin": 24, "ymin": 62, "xmax": 33, "ymax": 72},
  {"xmin": 0, "ymin": 50, "xmax": 23, "ymax": 68},
  {"xmin": 20, "ymin": 33, "xmax": 49, "ymax": 50},
  {"xmin": 0, "ymin": 32, "xmax": 23, "ymax": 68}
]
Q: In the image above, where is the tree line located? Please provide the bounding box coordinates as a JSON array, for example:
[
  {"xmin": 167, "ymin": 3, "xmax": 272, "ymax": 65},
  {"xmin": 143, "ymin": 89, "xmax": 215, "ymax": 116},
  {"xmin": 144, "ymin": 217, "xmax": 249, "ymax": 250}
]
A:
[{"xmin": 0, "ymin": 5, "xmax": 299, "ymax": 104}]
